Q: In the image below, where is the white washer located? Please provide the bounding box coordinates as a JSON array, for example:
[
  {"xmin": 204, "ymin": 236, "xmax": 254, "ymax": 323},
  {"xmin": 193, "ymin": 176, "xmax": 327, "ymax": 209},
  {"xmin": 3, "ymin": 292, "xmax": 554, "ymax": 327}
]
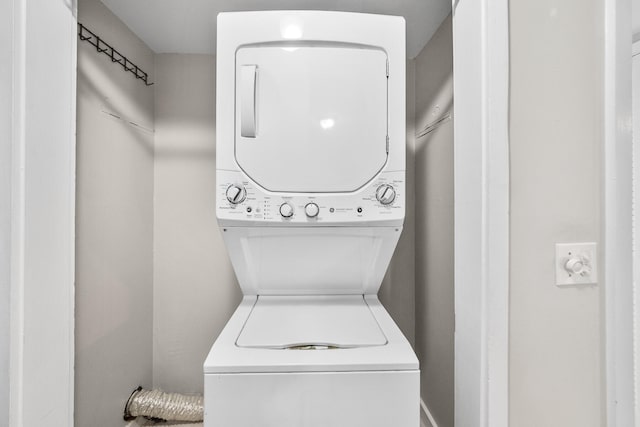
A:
[{"xmin": 206, "ymin": 11, "xmax": 419, "ymax": 426}]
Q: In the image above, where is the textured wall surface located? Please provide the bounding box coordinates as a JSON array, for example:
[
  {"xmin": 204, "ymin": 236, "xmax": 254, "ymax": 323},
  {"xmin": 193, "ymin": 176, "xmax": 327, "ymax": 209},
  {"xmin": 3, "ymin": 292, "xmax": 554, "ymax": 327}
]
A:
[
  {"xmin": 75, "ymin": 0, "xmax": 155, "ymax": 425},
  {"xmin": 509, "ymin": 1, "xmax": 603, "ymax": 425},
  {"xmin": 413, "ymin": 15, "xmax": 454, "ymax": 427}
]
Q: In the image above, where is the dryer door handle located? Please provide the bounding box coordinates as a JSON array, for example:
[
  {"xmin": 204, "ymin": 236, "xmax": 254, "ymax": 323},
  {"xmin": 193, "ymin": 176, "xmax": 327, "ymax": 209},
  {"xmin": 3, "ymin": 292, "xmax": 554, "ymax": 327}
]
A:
[{"xmin": 240, "ymin": 64, "xmax": 257, "ymax": 138}]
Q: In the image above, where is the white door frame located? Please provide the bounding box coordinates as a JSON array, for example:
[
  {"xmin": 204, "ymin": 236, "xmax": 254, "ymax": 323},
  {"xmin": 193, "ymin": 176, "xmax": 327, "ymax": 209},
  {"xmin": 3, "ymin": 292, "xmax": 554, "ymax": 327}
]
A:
[
  {"xmin": 6, "ymin": 1, "xmax": 511, "ymax": 426},
  {"xmin": 8, "ymin": 0, "xmax": 76, "ymax": 425},
  {"xmin": 605, "ymin": 0, "xmax": 635, "ymax": 425},
  {"xmin": 634, "ymin": 38, "xmax": 640, "ymax": 427},
  {"xmin": 452, "ymin": 0, "xmax": 510, "ymax": 426}
]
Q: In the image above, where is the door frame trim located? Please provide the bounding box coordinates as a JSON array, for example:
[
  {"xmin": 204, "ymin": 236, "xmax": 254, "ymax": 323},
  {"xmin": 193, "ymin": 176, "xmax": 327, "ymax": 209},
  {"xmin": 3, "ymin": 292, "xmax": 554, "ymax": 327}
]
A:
[
  {"xmin": 604, "ymin": 0, "xmax": 634, "ymax": 425},
  {"xmin": 452, "ymin": 0, "xmax": 510, "ymax": 426}
]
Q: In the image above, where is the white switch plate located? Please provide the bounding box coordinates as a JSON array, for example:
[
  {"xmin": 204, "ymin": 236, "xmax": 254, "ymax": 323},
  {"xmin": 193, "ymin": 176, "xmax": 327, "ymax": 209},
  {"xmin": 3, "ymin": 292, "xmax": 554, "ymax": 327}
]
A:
[{"xmin": 555, "ymin": 242, "xmax": 597, "ymax": 286}]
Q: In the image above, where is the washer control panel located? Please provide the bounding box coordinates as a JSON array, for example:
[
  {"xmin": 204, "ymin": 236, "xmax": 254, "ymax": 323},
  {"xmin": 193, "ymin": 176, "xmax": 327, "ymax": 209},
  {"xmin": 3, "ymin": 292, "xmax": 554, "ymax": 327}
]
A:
[{"xmin": 217, "ymin": 170, "xmax": 404, "ymax": 225}]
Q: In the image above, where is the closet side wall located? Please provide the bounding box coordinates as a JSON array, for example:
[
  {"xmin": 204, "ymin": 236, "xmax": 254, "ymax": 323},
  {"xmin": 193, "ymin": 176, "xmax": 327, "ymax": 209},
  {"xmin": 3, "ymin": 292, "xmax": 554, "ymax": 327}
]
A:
[
  {"xmin": 414, "ymin": 15, "xmax": 454, "ymax": 427},
  {"xmin": 75, "ymin": 0, "xmax": 155, "ymax": 425},
  {"xmin": 379, "ymin": 58, "xmax": 417, "ymax": 347}
]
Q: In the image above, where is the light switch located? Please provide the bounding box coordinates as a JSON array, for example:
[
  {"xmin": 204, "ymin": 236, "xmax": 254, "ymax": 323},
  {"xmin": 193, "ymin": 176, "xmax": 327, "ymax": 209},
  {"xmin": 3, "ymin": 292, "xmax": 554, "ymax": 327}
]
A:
[{"xmin": 555, "ymin": 243, "xmax": 597, "ymax": 286}]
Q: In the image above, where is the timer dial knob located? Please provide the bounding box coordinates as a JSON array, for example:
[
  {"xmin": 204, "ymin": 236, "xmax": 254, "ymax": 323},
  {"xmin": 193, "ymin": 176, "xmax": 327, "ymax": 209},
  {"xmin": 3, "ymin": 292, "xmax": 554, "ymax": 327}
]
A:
[
  {"xmin": 305, "ymin": 203, "xmax": 320, "ymax": 218},
  {"xmin": 564, "ymin": 255, "xmax": 591, "ymax": 276},
  {"xmin": 376, "ymin": 184, "xmax": 396, "ymax": 205},
  {"xmin": 226, "ymin": 184, "xmax": 246, "ymax": 204},
  {"xmin": 279, "ymin": 202, "xmax": 294, "ymax": 218}
]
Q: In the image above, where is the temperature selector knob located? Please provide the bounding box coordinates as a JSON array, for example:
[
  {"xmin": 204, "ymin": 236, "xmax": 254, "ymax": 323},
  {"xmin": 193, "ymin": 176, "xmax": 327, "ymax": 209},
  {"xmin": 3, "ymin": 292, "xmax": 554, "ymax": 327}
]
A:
[
  {"xmin": 305, "ymin": 203, "xmax": 320, "ymax": 218},
  {"xmin": 376, "ymin": 184, "xmax": 396, "ymax": 205},
  {"xmin": 279, "ymin": 202, "xmax": 294, "ymax": 218},
  {"xmin": 225, "ymin": 184, "xmax": 246, "ymax": 204}
]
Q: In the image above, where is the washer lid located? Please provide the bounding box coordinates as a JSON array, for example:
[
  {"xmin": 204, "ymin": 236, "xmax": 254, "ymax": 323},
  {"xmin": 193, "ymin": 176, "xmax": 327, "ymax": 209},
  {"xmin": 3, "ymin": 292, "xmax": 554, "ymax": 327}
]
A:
[
  {"xmin": 234, "ymin": 44, "xmax": 388, "ymax": 193},
  {"xmin": 236, "ymin": 295, "xmax": 388, "ymax": 349}
]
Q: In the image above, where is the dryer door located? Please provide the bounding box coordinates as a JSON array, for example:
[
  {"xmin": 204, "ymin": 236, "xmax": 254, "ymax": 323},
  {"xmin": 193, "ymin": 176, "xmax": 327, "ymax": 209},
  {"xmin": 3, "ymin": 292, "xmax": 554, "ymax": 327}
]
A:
[{"xmin": 235, "ymin": 44, "xmax": 388, "ymax": 193}]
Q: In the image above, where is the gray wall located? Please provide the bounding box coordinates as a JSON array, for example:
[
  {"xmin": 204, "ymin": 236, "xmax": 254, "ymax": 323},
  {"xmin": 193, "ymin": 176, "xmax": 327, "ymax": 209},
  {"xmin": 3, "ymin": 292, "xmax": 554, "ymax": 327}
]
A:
[
  {"xmin": 379, "ymin": 59, "xmax": 416, "ymax": 347},
  {"xmin": 75, "ymin": 0, "xmax": 154, "ymax": 425},
  {"xmin": 0, "ymin": 0, "xmax": 12, "ymax": 423},
  {"xmin": 509, "ymin": 0, "xmax": 603, "ymax": 425},
  {"xmin": 152, "ymin": 54, "xmax": 242, "ymax": 392},
  {"xmin": 413, "ymin": 15, "xmax": 454, "ymax": 427}
]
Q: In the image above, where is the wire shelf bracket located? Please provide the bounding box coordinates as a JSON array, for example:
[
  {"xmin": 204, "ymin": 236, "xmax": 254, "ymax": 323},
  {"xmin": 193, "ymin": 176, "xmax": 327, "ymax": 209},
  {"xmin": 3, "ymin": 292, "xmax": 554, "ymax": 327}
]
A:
[{"xmin": 78, "ymin": 23, "xmax": 154, "ymax": 86}]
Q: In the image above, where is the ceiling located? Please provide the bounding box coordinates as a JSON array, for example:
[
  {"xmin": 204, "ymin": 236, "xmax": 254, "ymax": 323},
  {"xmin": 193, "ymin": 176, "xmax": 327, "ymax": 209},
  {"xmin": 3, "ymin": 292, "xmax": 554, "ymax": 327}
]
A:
[{"xmin": 100, "ymin": 0, "xmax": 451, "ymax": 58}]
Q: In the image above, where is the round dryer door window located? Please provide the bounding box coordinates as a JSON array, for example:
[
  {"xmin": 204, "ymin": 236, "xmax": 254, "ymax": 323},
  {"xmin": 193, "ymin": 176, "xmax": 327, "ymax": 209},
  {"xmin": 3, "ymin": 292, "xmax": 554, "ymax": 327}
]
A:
[{"xmin": 234, "ymin": 44, "xmax": 389, "ymax": 193}]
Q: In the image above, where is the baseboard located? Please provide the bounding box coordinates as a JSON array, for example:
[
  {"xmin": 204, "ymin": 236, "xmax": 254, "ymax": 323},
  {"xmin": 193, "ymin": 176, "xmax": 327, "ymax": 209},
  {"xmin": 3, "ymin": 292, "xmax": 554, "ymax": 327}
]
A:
[{"xmin": 420, "ymin": 398, "xmax": 439, "ymax": 427}]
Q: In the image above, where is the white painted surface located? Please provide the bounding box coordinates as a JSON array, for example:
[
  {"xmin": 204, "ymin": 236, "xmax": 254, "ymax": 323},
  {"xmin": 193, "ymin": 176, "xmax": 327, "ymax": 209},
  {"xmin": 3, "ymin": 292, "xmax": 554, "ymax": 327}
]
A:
[
  {"xmin": 100, "ymin": 0, "xmax": 450, "ymax": 58},
  {"xmin": 414, "ymin": 14, "xmax": 454, "ymax": 427},
  {"xmin": 632, "ymin": 37, "xmax": 640, "ymax": 427},
  {"xmin": 453, "ymin": 0, "xmax": 488, "ymax": 422},
  {"xmin": 152, "ymin": 53, "xmax": 243, "ymax": 393},
  {"xmin": 605, "ymin": 0, "xmax": 634, "ymax": 425},
  {"xmin": 9, "ymin": 1, "xmax": 27, "ymax": 422},
  {"xmin": 205, "ymin": 370, "xmax": 419, "ymax": 427},
  {"xmin": 510, "ymin": 0, "xmax": 604, "ymax": 426},
  {"xmin": 453, "ymin": 0, "xmax": 510, "ymax": 426},
  {"xmin": 75, "ymin": 0, "xmax": 155, "ymax": 425},
  {"xmin": 0, "ymin": 0, "xmax": 12, "ymax": 423},
  {"xmin": 10, "ymin": 0, "xmax": 76, "ymax": 425}
]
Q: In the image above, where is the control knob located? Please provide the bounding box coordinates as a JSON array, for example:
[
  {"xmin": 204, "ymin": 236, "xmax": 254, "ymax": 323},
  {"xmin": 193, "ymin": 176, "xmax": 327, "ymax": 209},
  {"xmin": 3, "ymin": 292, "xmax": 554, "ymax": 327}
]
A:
[
  {"xmin": 376, "ymin": 184, "xmax": 396, "ymax": 205},
  {"xmin": 564, "ymin": 255, "xmax": 591, "ymax": 277},
  {"xmin": 280, "ymin": 202, "xmax": 294, "ymax": 218},
  {"xmin": 226, "ymin": 184, "xmax": 246, "ymax": 204},
  {"xmin": 305, "ymin": 203, "xmax": 320, "ymax": 218}
]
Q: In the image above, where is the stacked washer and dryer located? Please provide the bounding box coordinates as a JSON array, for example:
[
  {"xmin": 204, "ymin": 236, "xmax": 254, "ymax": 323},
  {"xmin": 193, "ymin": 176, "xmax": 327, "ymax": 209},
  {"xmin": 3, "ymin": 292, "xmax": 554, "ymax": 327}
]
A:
[{"xmin": 204, "ymin": 11, "xmax": 419, "ymax": 426}]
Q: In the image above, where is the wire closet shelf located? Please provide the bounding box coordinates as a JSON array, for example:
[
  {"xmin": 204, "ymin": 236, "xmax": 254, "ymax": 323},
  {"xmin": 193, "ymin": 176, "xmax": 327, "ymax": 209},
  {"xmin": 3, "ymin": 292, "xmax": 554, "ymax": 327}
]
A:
[{"xmin": 78, "ymin": 22, "xmax": 154, "ymax": 86}]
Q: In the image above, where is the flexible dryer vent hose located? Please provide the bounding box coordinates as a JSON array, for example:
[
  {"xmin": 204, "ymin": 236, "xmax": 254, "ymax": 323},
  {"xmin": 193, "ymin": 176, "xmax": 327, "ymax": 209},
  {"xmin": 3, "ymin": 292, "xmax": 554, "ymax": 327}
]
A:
[{"xmin": 124, "ymin": 387, "xmax": 204, "ymax": 422}]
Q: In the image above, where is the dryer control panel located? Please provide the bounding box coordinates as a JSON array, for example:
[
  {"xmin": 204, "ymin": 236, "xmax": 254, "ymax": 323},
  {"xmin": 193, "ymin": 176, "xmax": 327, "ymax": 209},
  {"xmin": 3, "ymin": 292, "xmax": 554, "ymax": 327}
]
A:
[{"xmin": 216, "ymin": 170, "xmax": 404, "ymax": 226}]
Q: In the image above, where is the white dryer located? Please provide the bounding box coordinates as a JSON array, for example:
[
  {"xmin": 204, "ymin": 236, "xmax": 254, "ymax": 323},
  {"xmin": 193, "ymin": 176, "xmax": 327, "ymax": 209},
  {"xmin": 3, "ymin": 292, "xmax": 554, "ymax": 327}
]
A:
[{"xmin": 205, "ymin": 11, "xmax": 419, "ymax": 426}]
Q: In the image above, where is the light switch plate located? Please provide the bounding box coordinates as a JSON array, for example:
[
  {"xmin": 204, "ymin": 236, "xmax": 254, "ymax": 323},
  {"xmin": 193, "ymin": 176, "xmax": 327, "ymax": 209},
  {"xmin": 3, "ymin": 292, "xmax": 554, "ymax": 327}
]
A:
[{"xmin": 555, "ymin": 242, "xmax": 597, "ymax": 286}]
